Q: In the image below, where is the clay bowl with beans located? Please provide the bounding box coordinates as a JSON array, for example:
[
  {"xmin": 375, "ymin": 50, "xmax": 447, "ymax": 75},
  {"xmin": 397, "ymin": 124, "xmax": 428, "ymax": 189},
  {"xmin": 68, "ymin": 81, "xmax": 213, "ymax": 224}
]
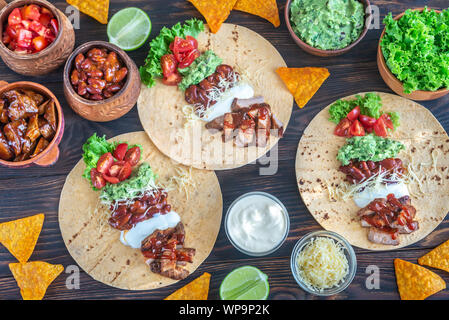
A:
[
  {"xmin": 0, "ymin": 80, "xmax": 64, "ymax": 168},
  {"xmin": 63, "ymin": 41, "xmax": 141, "ymax": 122},
  {"xmin": 0, "ymin": 0, "xmax": 75, "ymax": 76}
]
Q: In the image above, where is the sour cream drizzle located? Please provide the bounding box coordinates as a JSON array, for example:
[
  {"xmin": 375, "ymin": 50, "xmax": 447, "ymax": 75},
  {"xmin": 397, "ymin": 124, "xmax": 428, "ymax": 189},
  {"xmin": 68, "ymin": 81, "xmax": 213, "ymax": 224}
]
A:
[
  {"xmin": 353, "ymin": 182, "xmax": 410, "ymax": 208},
  {"xmin": 120, "ymin": 211, "xmax": 181, "ymax": 249}
]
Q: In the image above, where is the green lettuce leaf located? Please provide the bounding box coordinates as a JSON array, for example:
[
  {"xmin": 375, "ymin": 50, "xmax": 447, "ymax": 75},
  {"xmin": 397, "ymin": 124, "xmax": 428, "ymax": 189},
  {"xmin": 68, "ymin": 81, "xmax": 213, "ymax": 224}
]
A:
[
  {"xmin": 140, "ymin": 18, "xmax": 204, "ymax": 87},
  {"xmin": 81, "ymin": 134, "xmax": 117, "ymax": 183}
]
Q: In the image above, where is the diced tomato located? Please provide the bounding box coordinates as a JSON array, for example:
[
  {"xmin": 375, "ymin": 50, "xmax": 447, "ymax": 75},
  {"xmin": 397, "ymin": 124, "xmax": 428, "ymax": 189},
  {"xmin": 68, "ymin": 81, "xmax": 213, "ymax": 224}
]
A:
[
  {"xmin": 380, "ymin": 113, "xmax": 394, "ymax": 130},
  {"xmin": 117, "ymin": 161, "xmax": 132, "ymax": 181},
  {"xmin": 29, "ymin": 21, "xmax": 46, "ymax": 36},
  {"xmin": 108, "ymin": 161, "xmax": 124, "ymax": 177},
  {"xmin": 22, "ymin": 4, "xmax": 41, "ymax": 21},
  {"xmin": 16, "ymin": 29, "xmax": 33, "ymax": 49},
  {"xmin": 162, "ymin": 71, "xmax": 182, "ymax": 86},
  {"xmin": 8, "ymin": 8, "xmax": 22, "ymax": 26},
  {"xmin": 160, "ymin": 54, "xmax": 178, "ymax": 78},
  {"xmin": 178, "ymin": 49, "xmax": 200, "ymax": 69},
  {"xmin": 32, "ymin": 36, "xmax": 48, "ymax": 52},
  {"xmin": 103, "ymin": 174, "xmax": 120, "ymax": 184},
  {"xmin": 349, "ymin": 119, "xmax": 365, "ymax": 136},
  {"xmin": 124, "ymin": 146, "xmax": 141, "ymax": 166},
  {"xmin": 91, "ymin": 168, "xmax": 106, "ymax": 189},
  {"xmin": 50, "ymin": 18, "xmax": 58, "ymax": 34},
  {"xmin": 96, "ymin": 152, "xmax": 114, "ymax": 174},
  {"xmin": 185, "ymin": 35, "xmax": 198, "ymax": 49},
  {"xmin": 373, "ymin": 117, "xmax": 388, "ymax": 137},
  {"xmin": 359, "ymin": 114, "xmax": 376, "ymax": 128},
  {"xmin": 113, "ymin": 143, "xmax": 128, "ymax": 161},
  {"xmin": 43, "ymin": 28, "xmax": 55, "ymax": 41},
  {"xmin": 21, "ymin": 20, "xmax": 31, "ymax": 29},
  {"xmin": 334, "ymin": 118, "xmax": 352, "ymax": 137},
  {"xmin": 173, "ymin": 36, "xmax": 193, "ymax": 53},
  {"xmin": 6, "ymin": 25, "xmax": 19, "ymax": 39},
  {"xmin": 38, "ymin": 13, "xmax": 51, "ymax": 26},
  {"xmin": 346, "ymin": 106, "xmax": 360, "ymax": 121}
]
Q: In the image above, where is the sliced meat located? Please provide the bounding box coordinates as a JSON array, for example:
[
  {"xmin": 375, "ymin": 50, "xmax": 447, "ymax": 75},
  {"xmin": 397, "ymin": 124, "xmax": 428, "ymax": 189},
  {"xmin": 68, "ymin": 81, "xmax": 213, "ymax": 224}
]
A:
[
  {"xmin": 205, "ymin": 115, "xmax": 224, "ymax": 131},
  {"xmin": 231, "ymin": 96, "xmax": 264, "ymax": 112},
  {"xmin": 25, "ymin": 114, "xmax": 41, "ymax": 142},
  {"xmin": 390, "ymin": 221, "xmax": 419, "ymax": 234},
  {"xmin": 30, "ymin": 137, "xmax": 49, "ymax": 158},
  {"xmin": 44, "ymin": 100, "xmax": 57, "ymax": 131},
  {"xmin": 0, "ymin": 130, "xmax": 13, "ymax": 160},
  {"xmin": 37, "ymin": 99, "xmax": 50, "ymax": 116},
  {"xmin": 4, "ymin": 90, "xmax": 38, "ymax": 120},
  {"xmin": 235, "ymin": 118, "xmax": 255, "ymax": 148},
  {"xmin": 3, "ymin": 119, "xmax": 27, "ymax": 156},
  {"xmin": 38, "ymin": 118, "xmax": 55, "ymax": 140},
  {"xmin": 223, "ymin": 112, "xmax": 243, "ymax": 142},
  {"xmin": 22, "ymin": 89, "xmax": 44, "ymax": 106},
  {"xmin": 368, "ymin": 227, "xmax": 400, "ymax": 245},
  {"xmin": 271, "ymin": 113, "xmax": 284, "ymax": 137},
  {"xmin": 398, "ymin": 195, "xmax": 411, "ymax": 206},
  {"xmin": 357, "ymin": 206, "xmax": 375, "ymax": 217}
]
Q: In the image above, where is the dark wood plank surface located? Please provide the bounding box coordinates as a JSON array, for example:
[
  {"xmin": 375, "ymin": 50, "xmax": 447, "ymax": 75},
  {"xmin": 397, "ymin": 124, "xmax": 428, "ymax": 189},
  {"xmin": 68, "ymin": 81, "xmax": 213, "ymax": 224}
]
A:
[{"xmin": 0, "ymin": 0, "xmax": 449, "ymax": 300}]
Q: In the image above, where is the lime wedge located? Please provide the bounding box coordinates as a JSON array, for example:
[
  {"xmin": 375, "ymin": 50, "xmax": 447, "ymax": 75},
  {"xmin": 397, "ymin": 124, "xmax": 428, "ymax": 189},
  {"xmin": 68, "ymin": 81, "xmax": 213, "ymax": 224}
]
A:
[
  {"xmin": 107, "ymin": 7, "xmax": 151, "ymax": 51},
  {"xmin": 220, "ymin": 266, "xmax": 269, "ymax": 300}
]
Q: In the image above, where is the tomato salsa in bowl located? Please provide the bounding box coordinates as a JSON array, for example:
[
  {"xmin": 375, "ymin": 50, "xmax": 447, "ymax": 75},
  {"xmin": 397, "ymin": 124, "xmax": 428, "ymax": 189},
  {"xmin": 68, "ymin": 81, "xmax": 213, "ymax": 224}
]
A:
[
  {"xmin": 63, "ymin": 41, "xmax": 141, "ymax": 122},
  {"xmin": 0, "ymin": 0, "xmax": 75, "ymax": 76}
]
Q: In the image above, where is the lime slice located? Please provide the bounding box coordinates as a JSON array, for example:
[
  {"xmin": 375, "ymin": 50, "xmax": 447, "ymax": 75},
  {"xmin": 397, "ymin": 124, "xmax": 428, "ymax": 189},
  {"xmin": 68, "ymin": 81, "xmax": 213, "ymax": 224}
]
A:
[
  {"xmin": 107, "ymin": 8, "xmax": 151, "ymax": 51},
  {"xmin": 220, "ymin": 266, "xmax": 269, "ymax": 300}
]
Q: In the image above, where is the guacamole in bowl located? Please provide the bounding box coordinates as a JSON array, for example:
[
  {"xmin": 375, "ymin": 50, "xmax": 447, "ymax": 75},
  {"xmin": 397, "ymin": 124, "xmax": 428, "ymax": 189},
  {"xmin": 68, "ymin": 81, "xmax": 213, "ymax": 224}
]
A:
[{"xmin": 289, "ymin": 0, "xmax": 365, "ymax": 51}]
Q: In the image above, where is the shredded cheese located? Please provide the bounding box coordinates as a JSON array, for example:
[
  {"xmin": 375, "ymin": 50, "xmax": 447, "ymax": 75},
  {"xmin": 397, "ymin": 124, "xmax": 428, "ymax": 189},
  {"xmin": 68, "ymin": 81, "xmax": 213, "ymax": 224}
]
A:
[
  {"xmin": 296, "ymin": 237, "xmax": 349, "ymax": 292},
  {"xmin": 161, "ymin": 166, "xmax": 196, "ymax": 200}
]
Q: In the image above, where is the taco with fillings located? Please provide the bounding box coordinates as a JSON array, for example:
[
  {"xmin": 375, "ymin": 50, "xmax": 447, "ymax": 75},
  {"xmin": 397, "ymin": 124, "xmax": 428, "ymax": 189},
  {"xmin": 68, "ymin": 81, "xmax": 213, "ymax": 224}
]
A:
[
  {"xmin": 138, "ymin": 20, "xmax": 292, "ymax": 170},
  {"xmin": 295, "ymin": 92, "xmax": 449, "ymax": 250},
  {"xmin": 59, "ymin": 131, "xmax": 222, "ymax": 289}
]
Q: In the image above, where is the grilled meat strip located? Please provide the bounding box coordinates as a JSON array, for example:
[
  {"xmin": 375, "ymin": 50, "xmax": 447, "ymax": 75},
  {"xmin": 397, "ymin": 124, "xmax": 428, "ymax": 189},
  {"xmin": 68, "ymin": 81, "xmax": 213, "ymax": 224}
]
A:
[
  {"xmin": 340, "ymin": 158, "xmax": 405, "ymax": 184},
  {"xmin": 141, "ymin": 222, "xmax": 196, "ymax": 280},
  {"xmin": 358, "ymin": 195, "xmax": 418, "ymax": 245}
]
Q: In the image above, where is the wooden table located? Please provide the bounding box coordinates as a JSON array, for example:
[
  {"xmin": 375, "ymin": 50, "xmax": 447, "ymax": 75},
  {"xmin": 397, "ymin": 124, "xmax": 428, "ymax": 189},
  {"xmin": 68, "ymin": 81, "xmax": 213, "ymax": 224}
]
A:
[{"xmin": 0, "ymin": 0, "xmax": 448, "ymax": 300}]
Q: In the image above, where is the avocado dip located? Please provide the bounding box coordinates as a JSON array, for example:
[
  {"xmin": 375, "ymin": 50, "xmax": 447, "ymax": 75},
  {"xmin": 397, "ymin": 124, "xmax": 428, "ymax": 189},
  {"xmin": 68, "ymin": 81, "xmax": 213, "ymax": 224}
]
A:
[{"xmin": 290, "ymin": 0, "xmax": 365, "ymax": 50}]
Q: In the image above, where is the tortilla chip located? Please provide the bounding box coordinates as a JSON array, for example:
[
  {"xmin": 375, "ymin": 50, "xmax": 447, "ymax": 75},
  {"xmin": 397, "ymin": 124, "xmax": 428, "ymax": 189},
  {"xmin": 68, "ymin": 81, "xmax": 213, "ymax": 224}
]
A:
[
  {"xmin": 188, "ymin": 0, "xmax": 237, "ymax": 33},
  {"xmin": 0, "ymin": 214, "xmax": 44, "ymax": 263},
  {"xmin": 9, "ymin": 261, "xmax": 63, "ymax": 300},
  {"xmin": 233, "ymin": 0, "xmax": 280, "ymax": 27},
  {"xmin": 419, "ymin": 239, "xmax": 449, "ymax": 273},
  {"xmin": 164, "ymin": 272, "xmax": 211, "ymax": 300},
  {"xmin": 66, "ymin": 0, "xmax": 109, "ymax": 24},
  {"xmin": 394, "ymin": 259, "xmax": 446, "ymax": 300},
  {"xmin": 276, "ymin": 67, "xmax": 329, "ymax": 109}
]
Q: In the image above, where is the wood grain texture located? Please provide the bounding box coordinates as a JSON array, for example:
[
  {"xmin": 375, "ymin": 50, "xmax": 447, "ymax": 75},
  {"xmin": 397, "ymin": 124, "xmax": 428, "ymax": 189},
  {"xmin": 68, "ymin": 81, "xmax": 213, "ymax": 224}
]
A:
[{"xmin": 0, "ymin": 0, "xmax": 449, "ymax": 300}]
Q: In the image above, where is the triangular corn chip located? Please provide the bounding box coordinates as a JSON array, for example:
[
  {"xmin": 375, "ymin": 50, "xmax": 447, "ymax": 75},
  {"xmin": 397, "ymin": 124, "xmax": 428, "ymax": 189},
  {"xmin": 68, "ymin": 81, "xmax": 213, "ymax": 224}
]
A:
[
  {"xmin": 276, "ymin": 67, "xmax": 329, "ymax": 108},
  {"xmin": 66, "ymin": 0, "xmax": 109, "ymax": 24},
  {"xmin": 0, "ymin": 214, "xmax": 44, "ymax": 263},
  {"xmin": 188, "ymin": 0, "xmax": 237, "ymax": 33},
  {"xmin": 165, "ymin": 272, "xmax": 211, "ymax": 300},
  {"xmin": 233, "ymin": 0, "xmax": 280, "ymax": 27},
  {"xmin": 9, "ymin": 261, "xmax": 64, "ymax": 300},
  {"xmin": 394, "ymin": 259, "xmax": 446, "ymax": 300},
  {"xmin": 419, "ymin": 239, "xmax": 449, "ymax": 273}
]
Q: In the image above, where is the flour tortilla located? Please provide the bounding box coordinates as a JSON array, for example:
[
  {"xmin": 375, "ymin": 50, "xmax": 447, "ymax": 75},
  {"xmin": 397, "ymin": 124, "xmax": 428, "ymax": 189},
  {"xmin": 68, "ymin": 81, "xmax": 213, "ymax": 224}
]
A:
[
  {"xmin": 137, "ymin": 23, "xmax": 293, "ymax": 170},
  {"xmin": 59, "ymin": 131, "xmax": 222, "ymax": 290},
  {"xmin": 296, "ymin": 92, "xmax": 449, "ymax": 250}
]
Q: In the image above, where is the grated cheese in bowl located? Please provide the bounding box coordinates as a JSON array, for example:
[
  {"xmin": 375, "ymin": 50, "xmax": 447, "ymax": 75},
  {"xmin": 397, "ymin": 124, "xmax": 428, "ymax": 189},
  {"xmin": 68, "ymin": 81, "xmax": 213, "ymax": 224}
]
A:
[{"xmin": 291, "ymin": 231, "xmax": 356, "ymax": 296}]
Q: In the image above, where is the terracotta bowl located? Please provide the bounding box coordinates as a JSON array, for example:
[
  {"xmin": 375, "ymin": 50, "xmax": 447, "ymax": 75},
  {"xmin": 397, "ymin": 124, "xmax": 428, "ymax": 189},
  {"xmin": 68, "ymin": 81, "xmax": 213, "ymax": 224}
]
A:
[
  {"xmin": 0, "ymin": 80, "xmax": 64, "ymax": 168},
  {"xmin": 377, "ymin": 8, "xmax": 449, "ymax": 101},
  {"xmin": 0, "ymin": 0, "xmax": 75, "ymax": 76},
  {"xmin": 63, "ymin": 41, "xmax": 141, "ymax": 122},
  {"xmin": 285, "ymin": 0, "xmax": 372, "ymax": 57}
]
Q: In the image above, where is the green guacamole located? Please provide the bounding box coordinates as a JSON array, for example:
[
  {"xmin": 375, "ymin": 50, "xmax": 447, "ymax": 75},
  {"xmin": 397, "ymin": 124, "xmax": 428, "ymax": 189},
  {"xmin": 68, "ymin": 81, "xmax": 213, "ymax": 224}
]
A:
[
  {"xmin": 100, "ymin": 163, "xmax": 158, "ymax": 204},
  {"xmin": 178, "ymin": 50, "xmax": 222, "ymax": 91},
  {"xmin": 337, "ymin": 134, "xmax": 405, "ymax": 166},
  {"xmin": 290, "ymin": 0, "xmax": 365, "ymax": 50}
]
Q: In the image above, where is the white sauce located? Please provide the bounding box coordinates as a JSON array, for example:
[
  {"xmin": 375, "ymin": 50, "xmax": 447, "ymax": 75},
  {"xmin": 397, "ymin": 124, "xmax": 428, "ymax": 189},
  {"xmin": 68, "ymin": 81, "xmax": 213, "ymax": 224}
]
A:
[
  {"xmin": 201, "ymin": 83, "xmax": 254, "ymax": 121},
  {"xmin": 120, "ymin": 211, "xmax": 180, "ymax": 249},
  {"xmin": 227, "ymin": 194, "xmax": 287, "ymax": 253},
  {"xmin": 353, "ymin": 182, "xmax": 410, "ymax": 208}
]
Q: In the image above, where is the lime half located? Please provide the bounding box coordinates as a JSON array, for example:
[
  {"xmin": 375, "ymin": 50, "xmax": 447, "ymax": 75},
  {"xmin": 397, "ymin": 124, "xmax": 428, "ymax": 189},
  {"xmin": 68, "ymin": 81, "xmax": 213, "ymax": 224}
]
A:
[
  {"xmin": 220, "ymin": 266, "xmax": 269, "ymax": 300},
  {"xmin": 107, "ymin": 7, "xmax": 151, "ymax": 51}
]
